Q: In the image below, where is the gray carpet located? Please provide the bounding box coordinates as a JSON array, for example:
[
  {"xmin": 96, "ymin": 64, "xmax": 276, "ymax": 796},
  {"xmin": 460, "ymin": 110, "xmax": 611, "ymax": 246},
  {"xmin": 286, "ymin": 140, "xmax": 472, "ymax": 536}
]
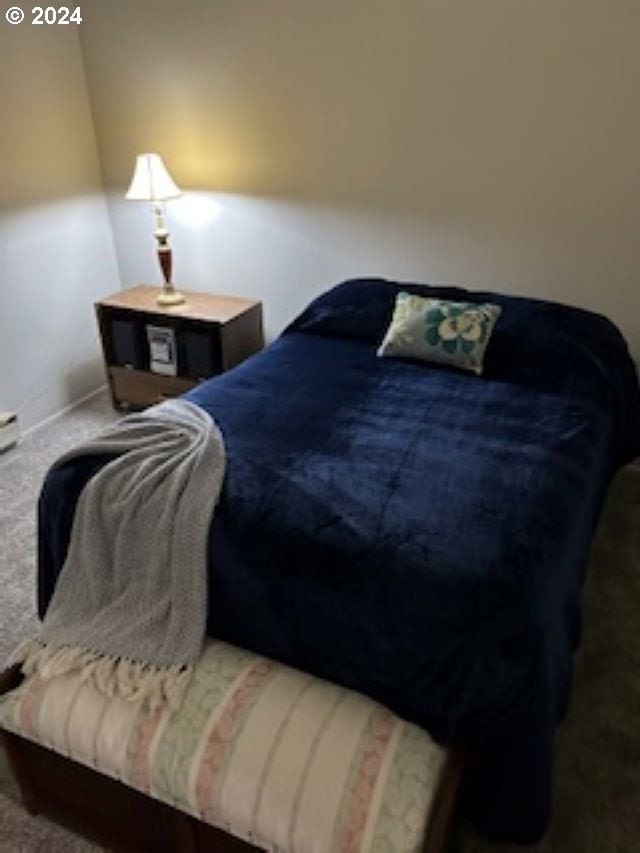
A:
[
  {"xmin": 0, "ymin": 390, "xmax": 638, "ymax": 852},
  {"xmin": 0, "ymin": 391, "xmax": 116, "ymax": 853}
]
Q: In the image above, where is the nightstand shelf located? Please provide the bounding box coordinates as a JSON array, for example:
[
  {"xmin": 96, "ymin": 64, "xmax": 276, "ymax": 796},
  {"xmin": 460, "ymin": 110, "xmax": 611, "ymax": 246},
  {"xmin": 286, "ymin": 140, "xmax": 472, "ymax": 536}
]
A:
[{"xmin": 96, "ymin": 286, "xmax": 264, "ymax": 411}]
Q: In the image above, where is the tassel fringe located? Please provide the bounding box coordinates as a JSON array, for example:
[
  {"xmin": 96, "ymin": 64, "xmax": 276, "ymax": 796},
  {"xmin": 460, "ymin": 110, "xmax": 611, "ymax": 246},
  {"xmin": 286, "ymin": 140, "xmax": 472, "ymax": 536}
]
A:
[{"xmin": 8, "ymin": 639, "xmax": 192, "ymax": 711}]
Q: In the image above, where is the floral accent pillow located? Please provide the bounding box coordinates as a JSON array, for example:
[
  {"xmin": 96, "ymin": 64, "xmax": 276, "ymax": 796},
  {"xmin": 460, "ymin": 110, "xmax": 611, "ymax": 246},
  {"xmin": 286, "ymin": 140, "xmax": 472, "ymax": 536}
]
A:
[{"xmin": 377, "ymin": 292, "xmax": 501, "ymax": 375}]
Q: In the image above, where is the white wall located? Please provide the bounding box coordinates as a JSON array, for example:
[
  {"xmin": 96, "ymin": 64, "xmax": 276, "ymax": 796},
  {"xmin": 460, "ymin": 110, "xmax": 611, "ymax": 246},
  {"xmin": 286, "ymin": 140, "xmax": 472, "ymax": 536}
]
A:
[
  {"xmin": 1, "ymin": 0, "xmax": 637, "ymax": 427},
  {"xmin": 79, "ymin": 0, "xmax": 640, "ymax": 354},
  {"xmin": 0, "ymin": 8, "xmax": 120, "ymax": 430}
]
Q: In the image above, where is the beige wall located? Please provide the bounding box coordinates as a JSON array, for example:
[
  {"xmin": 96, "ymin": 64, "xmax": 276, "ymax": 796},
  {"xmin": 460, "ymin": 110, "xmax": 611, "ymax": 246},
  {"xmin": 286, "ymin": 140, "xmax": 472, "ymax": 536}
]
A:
[
  {"xmin": 79, "ymin": 0, "xmax": 639, "ymax": 353},
  {"xmin": 0, "ymin": 6, "xmax": 120, "ymax": 429}
]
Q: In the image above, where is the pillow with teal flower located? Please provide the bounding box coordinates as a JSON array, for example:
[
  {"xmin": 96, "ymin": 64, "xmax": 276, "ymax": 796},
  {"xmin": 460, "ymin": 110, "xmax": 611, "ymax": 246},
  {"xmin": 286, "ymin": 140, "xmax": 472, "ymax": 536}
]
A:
[{"xmin": 377, "ymin": 292, "xmax": 502, "ymax": 375}]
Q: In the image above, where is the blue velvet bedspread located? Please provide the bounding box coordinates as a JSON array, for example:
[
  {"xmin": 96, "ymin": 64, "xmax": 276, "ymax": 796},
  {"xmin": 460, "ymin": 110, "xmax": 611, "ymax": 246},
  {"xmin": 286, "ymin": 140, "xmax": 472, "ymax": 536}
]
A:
[{"xmin": 37, "ymin": 279, "xmax": 640, "ymax": 843}]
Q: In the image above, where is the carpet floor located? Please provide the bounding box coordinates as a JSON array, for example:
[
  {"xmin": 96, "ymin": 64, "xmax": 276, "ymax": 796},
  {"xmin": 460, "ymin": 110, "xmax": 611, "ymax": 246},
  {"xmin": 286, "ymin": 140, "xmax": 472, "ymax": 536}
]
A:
[{"xmin": 0, "ymin": 390, "xmax": 638, "ymax": 852}]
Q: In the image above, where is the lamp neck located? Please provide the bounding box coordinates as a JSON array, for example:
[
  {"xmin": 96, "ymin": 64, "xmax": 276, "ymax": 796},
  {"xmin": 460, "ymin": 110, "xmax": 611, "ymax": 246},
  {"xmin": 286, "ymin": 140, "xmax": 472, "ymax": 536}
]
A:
[
  {"xmin": 149, "ymin": 201, "xmax": 173, "ymax": 287},
  {"xmin": 151, "ymin": 201, "xmax": 167, "ymax": 237}
]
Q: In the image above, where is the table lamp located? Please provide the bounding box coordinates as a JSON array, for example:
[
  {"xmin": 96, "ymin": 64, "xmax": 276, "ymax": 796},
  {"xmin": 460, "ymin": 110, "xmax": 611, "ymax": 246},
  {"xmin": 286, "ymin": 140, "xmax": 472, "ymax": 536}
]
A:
[{"xmin": 125, "ymin": 153, "xmax": 184, "ymax": 305}]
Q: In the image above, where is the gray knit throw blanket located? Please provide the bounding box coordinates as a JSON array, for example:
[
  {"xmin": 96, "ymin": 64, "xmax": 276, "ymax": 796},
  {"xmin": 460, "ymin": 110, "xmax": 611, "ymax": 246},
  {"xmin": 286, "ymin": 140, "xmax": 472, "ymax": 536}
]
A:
[{"xmin": 10, "ymin": 399, "xmax": 225, "ymax": 710}]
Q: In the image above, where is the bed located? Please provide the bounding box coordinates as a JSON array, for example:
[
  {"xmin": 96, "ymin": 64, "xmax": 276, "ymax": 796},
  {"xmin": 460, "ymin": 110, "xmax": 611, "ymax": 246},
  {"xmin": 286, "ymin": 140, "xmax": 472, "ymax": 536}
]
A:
[{"xmin": 36, "ymin": 278, "xmax": 640, "ymax": 843}]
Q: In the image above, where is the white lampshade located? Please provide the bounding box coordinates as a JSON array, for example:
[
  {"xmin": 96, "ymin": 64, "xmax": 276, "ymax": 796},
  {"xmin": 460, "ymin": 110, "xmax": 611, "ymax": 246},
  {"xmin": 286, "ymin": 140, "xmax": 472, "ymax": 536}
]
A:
[{"xmin": 125, "ymin": 153, "xmax": 182, "ymax": 202}]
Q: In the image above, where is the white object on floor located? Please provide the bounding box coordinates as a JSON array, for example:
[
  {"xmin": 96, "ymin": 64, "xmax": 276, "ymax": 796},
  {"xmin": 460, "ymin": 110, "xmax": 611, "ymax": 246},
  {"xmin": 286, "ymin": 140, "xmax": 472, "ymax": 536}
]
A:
[{"xmin": 0, "ymin": 412, "xmax": 19, "ymax": 453}]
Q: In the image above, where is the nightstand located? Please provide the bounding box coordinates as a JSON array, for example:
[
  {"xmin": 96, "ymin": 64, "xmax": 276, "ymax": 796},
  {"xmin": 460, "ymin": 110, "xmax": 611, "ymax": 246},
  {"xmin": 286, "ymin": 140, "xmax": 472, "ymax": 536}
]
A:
[{"xmin": 95, "ymin": 285, "xmax": 264, "ymax": 411}]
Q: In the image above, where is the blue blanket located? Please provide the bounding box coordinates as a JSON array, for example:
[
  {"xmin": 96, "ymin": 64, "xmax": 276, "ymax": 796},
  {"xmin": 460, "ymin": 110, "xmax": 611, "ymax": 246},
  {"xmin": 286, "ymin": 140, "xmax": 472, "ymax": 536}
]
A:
[{"xmin": 37, "ymin": 279, "xmax": 640, "ymax": 843}]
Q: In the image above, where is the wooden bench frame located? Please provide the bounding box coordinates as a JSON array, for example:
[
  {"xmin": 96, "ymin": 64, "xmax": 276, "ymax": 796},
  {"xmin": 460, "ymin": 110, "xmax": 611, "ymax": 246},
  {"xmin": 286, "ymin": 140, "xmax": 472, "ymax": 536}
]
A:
[{"xmin": 1, "ymin": 664, "xmax": 463, "ymax": 852}]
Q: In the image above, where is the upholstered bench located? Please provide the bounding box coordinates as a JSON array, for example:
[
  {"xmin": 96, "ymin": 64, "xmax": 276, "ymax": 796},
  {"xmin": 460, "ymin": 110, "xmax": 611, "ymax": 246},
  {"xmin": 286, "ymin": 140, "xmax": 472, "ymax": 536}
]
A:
[{"xmin": 0, "ymin": 641, "xmax": 462, "ymax": 852}]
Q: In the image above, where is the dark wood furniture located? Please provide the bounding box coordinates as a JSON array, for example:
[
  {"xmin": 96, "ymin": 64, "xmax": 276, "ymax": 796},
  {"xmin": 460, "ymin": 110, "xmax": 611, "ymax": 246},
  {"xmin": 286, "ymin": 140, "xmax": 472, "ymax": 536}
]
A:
[
  {"xmin": 96, "ymin": 286, "xmax": 264, "ymax": 411},
  {"xmin": 1, "ymin": 733, "xmax": 257, "ymax": 852}
]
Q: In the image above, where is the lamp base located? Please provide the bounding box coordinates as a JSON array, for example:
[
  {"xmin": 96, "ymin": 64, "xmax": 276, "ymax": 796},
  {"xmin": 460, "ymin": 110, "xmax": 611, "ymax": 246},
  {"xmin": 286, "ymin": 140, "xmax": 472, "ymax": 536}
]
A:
[{"xmin": 156, "ymin": 289, "xmax": 185, "ymax": 306}]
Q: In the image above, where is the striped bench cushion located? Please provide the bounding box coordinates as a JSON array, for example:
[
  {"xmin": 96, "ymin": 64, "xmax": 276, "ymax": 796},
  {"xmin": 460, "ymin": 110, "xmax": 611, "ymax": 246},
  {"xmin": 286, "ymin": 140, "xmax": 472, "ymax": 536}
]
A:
[{"xmin": 1, "ymin": 641, "xmax": 447, "ymax": 852}]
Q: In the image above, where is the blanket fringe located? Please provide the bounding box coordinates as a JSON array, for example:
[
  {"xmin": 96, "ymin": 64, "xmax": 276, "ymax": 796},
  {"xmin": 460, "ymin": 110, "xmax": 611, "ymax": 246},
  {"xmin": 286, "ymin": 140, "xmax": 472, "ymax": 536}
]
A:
[{"xmin": 8, "ymin": 639, "xmax": 192, "ymax": 711}]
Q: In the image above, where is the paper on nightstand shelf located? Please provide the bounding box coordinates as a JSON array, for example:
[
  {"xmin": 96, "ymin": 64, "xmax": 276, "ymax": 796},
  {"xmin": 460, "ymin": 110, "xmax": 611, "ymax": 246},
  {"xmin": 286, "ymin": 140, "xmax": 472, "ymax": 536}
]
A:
[{"xmin": 146, "ymin": 325, "xmax": 178, "ymax": 376}]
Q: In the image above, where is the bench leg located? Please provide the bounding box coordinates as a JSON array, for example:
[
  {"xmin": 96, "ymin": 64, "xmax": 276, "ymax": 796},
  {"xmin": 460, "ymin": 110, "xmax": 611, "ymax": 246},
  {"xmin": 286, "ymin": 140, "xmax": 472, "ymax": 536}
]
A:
[
  {"xmin": 1, "ymin": 665, "xmax": 40, "ymax": 815},
  {"xmin": 1, "ymin": 731, "xmax": 40, "ymax": 815},
  {"xmin": 423, "ymin": 747, "xmax": 466, "ymax": 853}
]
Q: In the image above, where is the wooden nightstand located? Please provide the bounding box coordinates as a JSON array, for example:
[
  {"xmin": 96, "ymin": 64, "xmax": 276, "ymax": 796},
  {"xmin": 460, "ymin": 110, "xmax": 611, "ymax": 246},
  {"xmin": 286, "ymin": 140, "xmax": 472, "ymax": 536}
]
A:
[{"xmin": 96, "ymin": 285, "xmax": 264, "ymax": 411}]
